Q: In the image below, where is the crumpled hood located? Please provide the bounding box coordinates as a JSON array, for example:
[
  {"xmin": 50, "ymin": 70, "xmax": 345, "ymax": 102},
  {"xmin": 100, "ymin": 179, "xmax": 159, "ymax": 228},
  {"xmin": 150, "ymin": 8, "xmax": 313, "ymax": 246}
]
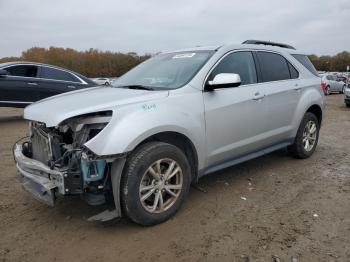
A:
[{"xmin": 24, "ymin": 87, "xmax": 169, "ymax": 127}]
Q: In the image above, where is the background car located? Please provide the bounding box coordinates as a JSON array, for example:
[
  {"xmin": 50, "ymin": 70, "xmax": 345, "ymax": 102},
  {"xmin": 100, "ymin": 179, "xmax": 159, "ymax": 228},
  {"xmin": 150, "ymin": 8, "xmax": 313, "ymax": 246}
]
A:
[
  {"xmin": 345, "ymin": 85, "xmax": 350, "ymax": 107},
  {"xmin": 321, "ymin": 74, "xmax": 346, "ymax": 95},
  {"xmin": 0, "ymin": 62, "xmax": 96, "ymax": 108},
  {"xmin": 92, "ymin": 77, "xmax": 111, "ymax": 86}
]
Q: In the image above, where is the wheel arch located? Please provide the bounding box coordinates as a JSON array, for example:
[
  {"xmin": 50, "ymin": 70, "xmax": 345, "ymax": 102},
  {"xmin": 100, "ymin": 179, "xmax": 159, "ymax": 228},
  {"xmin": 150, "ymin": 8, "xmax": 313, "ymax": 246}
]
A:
[
  {"xmin": 306, "ymin": 104, "xmax": 323, "ymax": 126},
  {"xmin": 291, "ymin": 87, "xmax": 324, "ymax": 138},
  {"xmin": 132, "ymin": 131, "xmax": 199, "ymax": 182}
]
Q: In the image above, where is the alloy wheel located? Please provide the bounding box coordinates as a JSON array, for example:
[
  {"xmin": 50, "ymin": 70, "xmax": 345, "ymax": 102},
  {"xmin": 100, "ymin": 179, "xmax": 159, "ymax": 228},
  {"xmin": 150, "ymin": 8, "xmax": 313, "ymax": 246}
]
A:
[
  {"xmin": 139, "ymin": 158, "xmax": 183, "ymax": 214},
  {"xmin": 302, "ymin": 120, "xmax": 317, "ymax": 152}
]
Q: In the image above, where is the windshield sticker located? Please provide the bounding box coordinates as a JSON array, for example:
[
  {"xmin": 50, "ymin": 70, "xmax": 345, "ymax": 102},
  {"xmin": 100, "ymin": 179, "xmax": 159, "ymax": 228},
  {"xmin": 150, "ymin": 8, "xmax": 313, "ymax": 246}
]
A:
[
  {"xmin": 172, "ymin": 53, "xmax": 196, "ymax": 59},
  {"xmin": 142, "ymin": 103, "xmax": 157, "ymax": 111}
]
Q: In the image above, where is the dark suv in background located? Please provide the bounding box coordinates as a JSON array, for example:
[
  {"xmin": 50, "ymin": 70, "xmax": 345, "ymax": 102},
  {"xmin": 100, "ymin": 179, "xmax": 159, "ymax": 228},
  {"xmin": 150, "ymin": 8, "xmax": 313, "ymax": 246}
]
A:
[{"xmin": 0, "ymin": 62, "xmax": 96, "ymax": 108}]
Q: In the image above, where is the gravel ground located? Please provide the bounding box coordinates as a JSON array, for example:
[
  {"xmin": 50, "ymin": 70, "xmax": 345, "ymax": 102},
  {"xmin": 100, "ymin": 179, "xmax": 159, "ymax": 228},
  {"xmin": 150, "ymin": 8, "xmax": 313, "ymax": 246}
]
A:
[{"xmin": 0, "ymin": 94, "xmax": 349, "ymax": 262}]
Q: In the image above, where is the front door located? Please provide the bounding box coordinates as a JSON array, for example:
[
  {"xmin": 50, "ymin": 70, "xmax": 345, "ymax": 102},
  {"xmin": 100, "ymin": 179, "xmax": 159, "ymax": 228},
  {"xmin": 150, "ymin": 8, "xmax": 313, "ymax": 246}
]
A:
[
  {"xmin": 203, "ymin": 51, "xmax": 268, "ymax": 167},
  {"xmin": 0, "ymin": 65, "xmax": 41, "ymax": 105}
]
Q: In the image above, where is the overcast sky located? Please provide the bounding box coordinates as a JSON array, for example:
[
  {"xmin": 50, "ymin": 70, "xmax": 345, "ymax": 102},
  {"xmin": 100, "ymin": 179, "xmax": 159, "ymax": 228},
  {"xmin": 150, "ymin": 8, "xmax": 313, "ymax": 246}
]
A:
[{"xmin": 0, "ymin": 0, "xmax": 349, "ymax": 57}]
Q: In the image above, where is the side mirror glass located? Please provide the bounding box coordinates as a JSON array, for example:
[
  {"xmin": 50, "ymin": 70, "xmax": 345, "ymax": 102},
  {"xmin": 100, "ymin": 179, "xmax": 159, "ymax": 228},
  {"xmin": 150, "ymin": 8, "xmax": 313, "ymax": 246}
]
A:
[
  {"xmin": 0, "ymin": 69, "xmax": 9, "ymax": 77},
  {"xmin": 206, "ymin": 73, "xmax": 241, "ymax": 90}
]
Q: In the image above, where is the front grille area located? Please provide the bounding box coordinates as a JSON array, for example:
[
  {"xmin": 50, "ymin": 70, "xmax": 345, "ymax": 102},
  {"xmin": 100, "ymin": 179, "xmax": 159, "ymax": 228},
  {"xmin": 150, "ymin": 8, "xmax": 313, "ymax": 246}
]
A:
[{"xmin": 31, "ymin": 125, "xmax": 51, "ymax": 165}]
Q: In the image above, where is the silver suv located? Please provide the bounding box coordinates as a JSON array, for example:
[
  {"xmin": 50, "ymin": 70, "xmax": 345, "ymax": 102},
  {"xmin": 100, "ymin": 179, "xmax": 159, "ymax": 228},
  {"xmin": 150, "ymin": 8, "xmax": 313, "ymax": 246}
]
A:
[
  {"xmin": 14, "ymin": 40, "xmax": 324, "ymax": 225},
  {"xmin": 321, "ymin": 74, "xmax": 346, "ymax": 95}
]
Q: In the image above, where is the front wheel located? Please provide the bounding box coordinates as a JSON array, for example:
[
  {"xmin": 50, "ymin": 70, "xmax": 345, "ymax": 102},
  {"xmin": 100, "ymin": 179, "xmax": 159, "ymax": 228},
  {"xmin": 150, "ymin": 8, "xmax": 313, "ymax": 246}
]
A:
[
  {"xmin": 121, "ymin": 142, "xmax": 191, "ymax": 226},
  {"xmin": 289, "ymin": 112, "xmax": 320, "ymax": 159}
]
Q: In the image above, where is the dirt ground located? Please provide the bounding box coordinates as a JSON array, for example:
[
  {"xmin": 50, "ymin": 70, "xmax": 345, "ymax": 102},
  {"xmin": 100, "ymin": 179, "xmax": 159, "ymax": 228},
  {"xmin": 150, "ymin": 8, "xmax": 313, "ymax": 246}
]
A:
[{"xmin": 0, "ymin": 94, "xmax": 349, "ymax": 262}]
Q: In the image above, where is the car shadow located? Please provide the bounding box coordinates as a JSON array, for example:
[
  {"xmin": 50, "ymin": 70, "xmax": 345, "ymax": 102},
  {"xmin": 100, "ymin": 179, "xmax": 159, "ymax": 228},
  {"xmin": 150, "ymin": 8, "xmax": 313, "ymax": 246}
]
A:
[
  {"xmin": 0, "ymin": 115, "xmax": 24, "ymax": 123},
  {"xmin": 47, "ymin": 148, "xmax": 291, "ymax": 229}
]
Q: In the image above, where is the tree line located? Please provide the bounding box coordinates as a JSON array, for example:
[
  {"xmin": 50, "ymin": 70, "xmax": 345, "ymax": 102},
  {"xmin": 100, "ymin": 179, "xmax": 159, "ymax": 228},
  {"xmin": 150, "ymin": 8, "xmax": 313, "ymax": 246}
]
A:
[
  {"xmin": 0, "ymin": 47, "xmax": 151, "ymax": 77},
  {"xmin": 1, "ymin": 47, "xmax": 349, "ymax": 76},
  {"xmin": 308, "ymin": 51, "xmax": 350, "ymax": 72}
]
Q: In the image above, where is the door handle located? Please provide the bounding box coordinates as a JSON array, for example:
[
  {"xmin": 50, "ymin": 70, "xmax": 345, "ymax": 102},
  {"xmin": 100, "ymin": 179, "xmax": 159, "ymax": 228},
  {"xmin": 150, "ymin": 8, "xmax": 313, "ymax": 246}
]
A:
[
  {"xmin": 27, "ymin": 82, "xmax": 38, "ymax": 86},
  {"xmin": 294, "ymin": 83, "xmax": 302, "ymax": 92},
  {"xmin": 252, "ymin": 92, "xmax": 265, "ymax": 100},
  {"xmin": 67, "ymin": 85, "xmax": 76, "ymax": 89}
]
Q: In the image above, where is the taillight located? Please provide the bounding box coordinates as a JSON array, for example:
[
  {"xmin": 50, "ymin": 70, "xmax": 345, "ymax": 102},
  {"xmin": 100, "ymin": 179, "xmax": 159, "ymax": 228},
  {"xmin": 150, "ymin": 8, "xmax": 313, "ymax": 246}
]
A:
[{"xmin": 321, "ymin": 80, "xmax": 326, "ymax": 95}]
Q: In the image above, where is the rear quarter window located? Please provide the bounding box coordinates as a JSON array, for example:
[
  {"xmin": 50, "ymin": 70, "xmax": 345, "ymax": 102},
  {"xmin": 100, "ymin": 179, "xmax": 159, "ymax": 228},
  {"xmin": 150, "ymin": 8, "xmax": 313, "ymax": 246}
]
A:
[{"xmin": 292, "ymin": 54, "xmax": 319, "ymax": 76}]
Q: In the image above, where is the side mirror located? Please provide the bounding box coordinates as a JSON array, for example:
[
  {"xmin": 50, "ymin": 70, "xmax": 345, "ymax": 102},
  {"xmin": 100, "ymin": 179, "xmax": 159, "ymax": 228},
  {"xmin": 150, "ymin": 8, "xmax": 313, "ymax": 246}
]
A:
[
  {"xmin": 206, "ymin": 73, "xmax": 241, "ymax": 90},
  {"xmin": 0, "ymin": 69, "xmax": 9, "ymax": 77}
]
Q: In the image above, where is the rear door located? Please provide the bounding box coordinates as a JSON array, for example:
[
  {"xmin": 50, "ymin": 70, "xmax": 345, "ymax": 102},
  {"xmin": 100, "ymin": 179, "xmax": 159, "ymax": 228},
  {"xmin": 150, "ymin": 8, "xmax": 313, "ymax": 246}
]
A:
[
  {"xmin": 37, "ymin": 66, "xmax": 86, "ymax": 99},
  {"xmin": 255, "ymin": 51, "xmax": 300, "ymax": 144},
  {"xmin": 0, "ymin": 64, "xmax": 41, "ymax": 105}
]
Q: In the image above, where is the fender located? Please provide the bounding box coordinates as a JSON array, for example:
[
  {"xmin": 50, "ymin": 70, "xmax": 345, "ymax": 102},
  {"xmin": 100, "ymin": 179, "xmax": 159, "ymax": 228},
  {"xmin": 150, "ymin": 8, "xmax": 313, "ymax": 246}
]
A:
[
  {"xmin": 84, "ymin": 91, "xmax": 207, "ymax": 170},
  {"xmin": 290, "ymin": 84, "xmax": 324, "ymax": 138}
]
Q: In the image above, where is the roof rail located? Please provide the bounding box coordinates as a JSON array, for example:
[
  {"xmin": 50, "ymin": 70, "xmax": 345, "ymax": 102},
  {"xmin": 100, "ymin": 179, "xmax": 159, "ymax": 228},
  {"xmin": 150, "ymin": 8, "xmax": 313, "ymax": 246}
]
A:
[{"xmin": 242, "ymin": 40, "xmax": 296, "ymax": 50}]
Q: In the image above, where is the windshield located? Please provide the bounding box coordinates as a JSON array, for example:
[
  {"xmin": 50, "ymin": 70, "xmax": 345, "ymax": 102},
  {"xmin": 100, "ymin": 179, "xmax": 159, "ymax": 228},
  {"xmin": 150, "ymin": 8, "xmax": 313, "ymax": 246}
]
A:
[{"xmin": 113, "ymin": 51, "xmax": 214, "ymax": 90}]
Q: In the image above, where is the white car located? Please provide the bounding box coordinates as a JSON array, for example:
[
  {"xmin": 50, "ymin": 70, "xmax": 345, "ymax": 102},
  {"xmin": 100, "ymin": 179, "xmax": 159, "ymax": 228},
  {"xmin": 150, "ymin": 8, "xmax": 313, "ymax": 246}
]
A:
[{"xmin": 92, "ymin": 77, "xmax": 111, "ymax": 86}]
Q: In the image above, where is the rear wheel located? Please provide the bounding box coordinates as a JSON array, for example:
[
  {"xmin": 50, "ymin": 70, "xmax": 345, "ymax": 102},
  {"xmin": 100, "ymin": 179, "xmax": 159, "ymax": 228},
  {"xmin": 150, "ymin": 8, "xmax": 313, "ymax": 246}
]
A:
[
  {"xmin": 121, "ymin": 142, "xmax": 191, "ymax": 226},
  {"xmin": 289, "ymin": 112, "xmax": 319, "ymax": 159},
  {"xmin": 346, "ymin": 103, "xmax": 350, "ymax": 108}
]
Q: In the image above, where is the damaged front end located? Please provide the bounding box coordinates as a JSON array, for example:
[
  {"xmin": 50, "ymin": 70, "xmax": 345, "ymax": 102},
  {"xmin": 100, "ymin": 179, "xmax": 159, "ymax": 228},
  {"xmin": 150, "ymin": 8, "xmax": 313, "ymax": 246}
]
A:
[{"xmin": 14, "ymin": 111, "xmax": 122, "ymax": 211}]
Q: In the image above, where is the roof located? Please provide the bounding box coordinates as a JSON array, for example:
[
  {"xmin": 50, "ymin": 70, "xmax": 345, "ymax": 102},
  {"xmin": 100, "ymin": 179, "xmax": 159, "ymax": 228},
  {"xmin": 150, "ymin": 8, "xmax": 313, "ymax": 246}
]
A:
[
  {"xmin": 0, "ymin": 61, "xmax": 69, "ymax": 69},
  {"xmin": 162, "ymin": 43, "xmax": 306, "ymax": 55}
]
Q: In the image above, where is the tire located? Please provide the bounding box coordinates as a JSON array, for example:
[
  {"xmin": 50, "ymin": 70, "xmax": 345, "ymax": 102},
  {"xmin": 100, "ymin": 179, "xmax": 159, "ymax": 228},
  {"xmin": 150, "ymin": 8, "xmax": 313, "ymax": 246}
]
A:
[
  {"xmin": 346, "ymin": 103, "xmax": 350, "ymax": 108},
  {"xmin": 325, "ymin": 86, "xmax": 330, "ymax": 96},
  {"xmin": 121, "ymin": 142, "xmax": 191, "ymax": 226},
  {"xmin": 289, "ymin": 112, "xmax": 320, "ymax": 159},
  {"xmin": 104, "ymin": 82, "xmax": 110, "ymax": 86},
  {"xmin": 341, "ymin": 85, "xmax": 345, "ymax": 94}
]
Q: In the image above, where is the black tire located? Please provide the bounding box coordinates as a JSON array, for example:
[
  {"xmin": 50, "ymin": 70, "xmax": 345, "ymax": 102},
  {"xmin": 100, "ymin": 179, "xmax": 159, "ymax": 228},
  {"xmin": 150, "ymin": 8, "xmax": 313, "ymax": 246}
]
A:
[
  {"xmin": 121, "ymin": 142, "xmax": 191, "ymax": 226},
  {"xmin": 289, "ymin": 112, "xmax": 320, "ymax": 159},
  {"xmin": 341, "ymin": 85, "xmax": 345, "ymax": 94},
  {"xmin": 346, "ymin": 103, "xmax": 350, "ymax": 108},
  {"xmin": 325, "ymin": 86, "xmax": 330, "ymax": 96}
]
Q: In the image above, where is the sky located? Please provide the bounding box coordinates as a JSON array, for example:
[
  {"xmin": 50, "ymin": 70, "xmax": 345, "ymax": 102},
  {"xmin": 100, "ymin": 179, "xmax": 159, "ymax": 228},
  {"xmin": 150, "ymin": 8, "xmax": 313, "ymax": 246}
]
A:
[{"xmin": 0, "ymin": 0, "xmax": 349, "ymax": 58}]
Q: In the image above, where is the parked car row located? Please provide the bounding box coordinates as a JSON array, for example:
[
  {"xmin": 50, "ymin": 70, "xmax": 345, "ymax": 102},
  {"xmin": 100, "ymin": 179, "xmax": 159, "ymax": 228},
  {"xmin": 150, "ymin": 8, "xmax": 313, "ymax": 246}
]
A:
[
  {"xmin": 320, "ymin": 73, "xmax": 347, "ymax": 95},
  {"xmin": 0, "ymin": 62, "xmax": 96, "ymax": 108},
  {"xmin": 318, "ymin": 72, "xmax": 350, "ymax": 107}
]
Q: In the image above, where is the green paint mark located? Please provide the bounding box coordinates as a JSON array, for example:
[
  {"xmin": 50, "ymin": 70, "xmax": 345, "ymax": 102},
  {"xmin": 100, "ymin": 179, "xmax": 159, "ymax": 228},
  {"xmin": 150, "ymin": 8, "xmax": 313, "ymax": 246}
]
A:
[{"xmin": 142, "ymin": 103, "xmax": 157, "ymax": 111}]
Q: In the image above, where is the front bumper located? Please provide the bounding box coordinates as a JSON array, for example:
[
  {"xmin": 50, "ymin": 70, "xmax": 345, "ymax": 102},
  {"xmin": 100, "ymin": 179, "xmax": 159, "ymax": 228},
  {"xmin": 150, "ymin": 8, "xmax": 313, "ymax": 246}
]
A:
[{"xmin": 14, "ymin": 144, "xmax": 66, "ymax": 206}]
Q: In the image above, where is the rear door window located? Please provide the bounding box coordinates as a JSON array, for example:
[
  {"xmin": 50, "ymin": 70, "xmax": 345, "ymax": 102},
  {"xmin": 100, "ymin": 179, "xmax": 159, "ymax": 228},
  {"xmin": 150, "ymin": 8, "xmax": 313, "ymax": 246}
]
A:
[
  {"xmin": 5, "ymin": 65, "xmax": 39, "ymax": 78},
  {"xmin": 209, "ymin": 51, "xmax": 258, "ymax": 85},
  {"xmin": 40, "ymin": 67, "xmax": 80, "ymax": 83},
  {"xmin": 257, "ymin": 52, "xmax": 291, "ymax": 82},
  {"xmin": 292, "ymin": 54, "xmax": 319, "ymax": 76}
]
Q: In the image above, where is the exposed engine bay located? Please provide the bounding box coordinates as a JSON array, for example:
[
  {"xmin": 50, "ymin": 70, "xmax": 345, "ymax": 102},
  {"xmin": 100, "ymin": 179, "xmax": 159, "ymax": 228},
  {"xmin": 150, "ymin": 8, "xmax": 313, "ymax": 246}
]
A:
[{"xmin": 21, "ymin": 111, "xmax": 116, "ymax": 206}]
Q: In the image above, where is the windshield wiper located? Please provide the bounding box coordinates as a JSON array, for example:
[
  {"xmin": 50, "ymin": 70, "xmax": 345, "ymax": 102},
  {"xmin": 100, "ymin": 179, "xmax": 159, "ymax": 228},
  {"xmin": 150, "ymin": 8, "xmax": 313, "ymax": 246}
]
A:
[{"xmin": 118, "ymin": 85, "xmax": 154, "ymax": 91}]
